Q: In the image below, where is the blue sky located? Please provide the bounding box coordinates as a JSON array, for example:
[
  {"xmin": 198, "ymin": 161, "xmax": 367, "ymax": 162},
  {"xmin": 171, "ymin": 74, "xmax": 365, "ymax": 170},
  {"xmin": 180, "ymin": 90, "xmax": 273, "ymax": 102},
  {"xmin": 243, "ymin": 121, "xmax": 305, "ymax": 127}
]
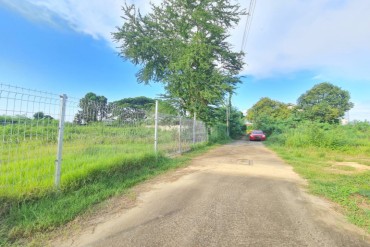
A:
[{"xmin": 0, "ymin": 0, "xmax": 369, "ymax": 121}]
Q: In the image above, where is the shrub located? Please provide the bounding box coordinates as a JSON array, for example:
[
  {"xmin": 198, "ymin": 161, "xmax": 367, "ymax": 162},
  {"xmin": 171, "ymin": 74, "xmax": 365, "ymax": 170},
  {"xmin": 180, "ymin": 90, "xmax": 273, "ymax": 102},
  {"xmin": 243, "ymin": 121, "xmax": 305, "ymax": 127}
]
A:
[{"xmin": 268, "ymin": 121, "xmax": 370, "ymax": 151}]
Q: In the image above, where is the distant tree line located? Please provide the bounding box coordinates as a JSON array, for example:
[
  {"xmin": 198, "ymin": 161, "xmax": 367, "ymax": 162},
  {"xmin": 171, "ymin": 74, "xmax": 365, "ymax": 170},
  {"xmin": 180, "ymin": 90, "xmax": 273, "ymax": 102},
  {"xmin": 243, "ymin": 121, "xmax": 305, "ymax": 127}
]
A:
[
  {"xmin": 0, "ymin": 112, "xmax": 54, "ymax": 125},
  {"xmin": 246, "ymin": 82, "xmax": 354, "ymax": 135},
  {"xmin": 33, "ymin": 112, "xmax": 54, "ymax": 120},
  {"xmin": 73, "ymin": 93, "xmax": 178, "ymax": 125},
  {"xmin": 71, "ymin": 92, "xmax": 244, "ymax": 138}
]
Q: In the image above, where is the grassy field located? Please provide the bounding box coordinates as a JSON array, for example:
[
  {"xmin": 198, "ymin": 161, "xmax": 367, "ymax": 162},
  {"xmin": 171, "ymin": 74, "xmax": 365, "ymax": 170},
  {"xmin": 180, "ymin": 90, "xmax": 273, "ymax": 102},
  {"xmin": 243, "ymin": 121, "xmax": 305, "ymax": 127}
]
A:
[
  {"xmin": 0, "ymin": 122, "xmax": 200, "ymax": 199},
  {"xmin": 266, "ymin": 121, "xmax": 370, "ymax": 233},
  {"xmin": 0, "ymin": 123, "xmax": 155, "ymax": 198},
  {"xmin": 0, "ymin": 119, "xmax": 225, "ymax": 246}
]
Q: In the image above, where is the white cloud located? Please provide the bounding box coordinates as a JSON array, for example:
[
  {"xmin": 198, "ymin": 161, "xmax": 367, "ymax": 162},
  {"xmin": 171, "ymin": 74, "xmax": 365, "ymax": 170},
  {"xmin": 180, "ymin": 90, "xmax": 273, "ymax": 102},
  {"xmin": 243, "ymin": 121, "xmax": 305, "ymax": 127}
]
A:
[
  {"xmin": 237, "ymin": 0, "xmax": 370, "ymax": 81},
  {"xmin": 2, "ymin": 0, "xmax": 370, "ymax": 82},
  {"xmin": 0, "ymin": 0, "xmax": 167, "ymax": 47},
  {"xmin": 312, "ymin": 74, "xmax": 325, "ymax": 81},
  {"xmin": 0, "ymin": 0, "xmax": 57, "ymax": 26},
  {"xmin": 0, "ymin": 0, "xmax": 133, "ymax": 44},
  {"xmin": 349, "ymin": 101, "xmax": 370, "ymax": 121}
]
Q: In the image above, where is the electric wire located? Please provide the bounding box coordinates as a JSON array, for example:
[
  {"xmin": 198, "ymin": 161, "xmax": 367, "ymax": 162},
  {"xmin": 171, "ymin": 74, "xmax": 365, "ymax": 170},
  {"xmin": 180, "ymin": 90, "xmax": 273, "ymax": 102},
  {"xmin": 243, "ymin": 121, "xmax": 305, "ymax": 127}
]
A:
[{"xmin": 241, "ymin": 0, "xmax": 256, "ymax": 53}]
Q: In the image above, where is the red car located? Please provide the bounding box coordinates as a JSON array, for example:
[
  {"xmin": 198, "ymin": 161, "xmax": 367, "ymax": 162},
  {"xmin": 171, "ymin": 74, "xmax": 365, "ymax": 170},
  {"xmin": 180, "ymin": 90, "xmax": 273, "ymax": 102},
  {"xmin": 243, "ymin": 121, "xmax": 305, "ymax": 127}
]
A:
[{"xmin": 249, "ymin": 130, "xmax": 266, "ymax": 141}]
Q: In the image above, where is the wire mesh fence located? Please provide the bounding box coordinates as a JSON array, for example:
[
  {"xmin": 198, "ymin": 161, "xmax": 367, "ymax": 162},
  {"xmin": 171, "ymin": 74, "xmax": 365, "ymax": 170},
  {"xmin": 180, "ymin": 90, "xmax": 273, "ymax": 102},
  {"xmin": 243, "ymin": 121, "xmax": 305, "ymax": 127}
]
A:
[
  {"xmin": 0, "ymin": 83, "xmax": 208, "ymax": 198},
  {"xmin": 156, "ymin": 113, "xmax": 207, "ymax": 155},
  {"xmin": 0, "ymin": 84, "xmax": 60, "ymax": 198}
]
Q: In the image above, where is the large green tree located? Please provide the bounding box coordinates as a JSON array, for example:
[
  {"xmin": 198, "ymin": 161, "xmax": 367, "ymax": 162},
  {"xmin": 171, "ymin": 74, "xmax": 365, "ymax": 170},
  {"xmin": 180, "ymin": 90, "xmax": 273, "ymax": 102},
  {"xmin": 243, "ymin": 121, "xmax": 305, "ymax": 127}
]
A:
[
  {"xmin": 297, "ymin": 82, "xmax": 354, "ymax": 123},
  {"xmin": 74, "ymin": 93, "xmax": 108, "ymax": 124},
  {"xmin": 246, "ymin": 97, "xmax": 292, "ymax": 123},
  {"xmin": 245, "ymin": 97, "xmax": 295, "ymax": 136},
  {"xmin": 113, "ymin": 96, "xmax": 155, "ymax": 110},
  {"xmin": 33, "ymin": 112, "xmax": 53, "ymax": 120},
  {"xmin": 112, "ymin": 96, "xmax": 178, "ymax": 117},
  {"xmin": 113, "ymin": 0, "xmax": 245, "ymax": 124},
  {"xmin": 33, "ymin": 112, "xmax": 45, "ymax": 119},
  {"xmin": 213, "ymin": 106, "xmax": 245, "ymax": 138}
]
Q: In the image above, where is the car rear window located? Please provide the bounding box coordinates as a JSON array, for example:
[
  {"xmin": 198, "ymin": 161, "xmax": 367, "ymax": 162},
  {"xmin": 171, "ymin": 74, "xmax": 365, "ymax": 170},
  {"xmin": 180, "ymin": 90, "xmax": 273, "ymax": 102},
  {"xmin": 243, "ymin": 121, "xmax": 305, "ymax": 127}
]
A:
[{"xmin": 252, "ymin": 131, "xmax": 263, "ymax": 134}]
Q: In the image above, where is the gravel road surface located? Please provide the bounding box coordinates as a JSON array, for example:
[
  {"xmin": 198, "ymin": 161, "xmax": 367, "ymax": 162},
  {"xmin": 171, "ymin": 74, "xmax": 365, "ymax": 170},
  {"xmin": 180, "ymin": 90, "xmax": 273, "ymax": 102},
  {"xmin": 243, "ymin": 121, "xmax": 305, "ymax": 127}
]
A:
[{"xmin": 56, "ymin": 141, "xmax": 370, "ymax": 247}]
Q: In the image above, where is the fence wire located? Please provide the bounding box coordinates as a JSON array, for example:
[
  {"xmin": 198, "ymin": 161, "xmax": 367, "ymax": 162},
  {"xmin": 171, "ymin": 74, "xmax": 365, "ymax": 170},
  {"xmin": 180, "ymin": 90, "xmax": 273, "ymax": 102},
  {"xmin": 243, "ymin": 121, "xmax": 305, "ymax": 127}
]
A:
[
  {"xmin": 157, "ymin": 113, "xmax": 207, "ymax": 155},
  {"xmin": 0, "ymin": 83, "xmax": 208, "ymax": 198},
  {"xmin": 0, "ymin": 84, "xmax": 60, "ymax": 197}
]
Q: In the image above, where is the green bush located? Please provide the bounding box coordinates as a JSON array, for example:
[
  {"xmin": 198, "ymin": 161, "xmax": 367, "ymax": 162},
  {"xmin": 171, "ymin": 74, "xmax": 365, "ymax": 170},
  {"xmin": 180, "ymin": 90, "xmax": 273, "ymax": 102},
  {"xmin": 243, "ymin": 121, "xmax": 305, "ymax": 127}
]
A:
[
  {"xmin": 269, "ymin": 121, "xmax": 370, "ymax": 151},
  {"xmin": 209, "ymin": 124, "xmax": 230, "ymax": 143}
]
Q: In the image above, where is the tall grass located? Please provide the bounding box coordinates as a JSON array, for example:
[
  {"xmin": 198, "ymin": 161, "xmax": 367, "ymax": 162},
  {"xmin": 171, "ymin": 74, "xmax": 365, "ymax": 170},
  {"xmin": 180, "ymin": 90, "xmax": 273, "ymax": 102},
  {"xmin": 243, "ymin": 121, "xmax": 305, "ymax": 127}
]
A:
[
  {"xmin": 208, "ymin": 123, "xmax": 230, "ymax": 143},
  {"xmin": 1, "ymin": 120, "xmax": 211, "ymax": 200},
  {"xmin": 269, "ymin": 121, "xmax": 370, "ymax": 152},
  {"xmin": 0, "ymin": 123, "xmax": 155, "ymax": 199}
]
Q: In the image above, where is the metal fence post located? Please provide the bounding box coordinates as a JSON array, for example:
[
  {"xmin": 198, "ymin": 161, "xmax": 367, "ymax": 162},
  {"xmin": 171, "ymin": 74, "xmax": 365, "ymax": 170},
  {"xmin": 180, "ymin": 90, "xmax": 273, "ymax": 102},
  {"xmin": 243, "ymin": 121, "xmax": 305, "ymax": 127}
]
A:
[
  {"xmin": 154, "ymin": 100, "xmax": 158, "ymax": 154},
  {"xmin": 178, "ymin": 116, "xmax": 182, "ymax": 153},
  {"xmin": 226, "ymin": 104, "xmax": 230, "ymax": 137},
  {"xmin": 55, "ymin": 94, "xmax": 67, "ymax": 190},
  {"xmin": 193, "ymin": 112, "xmax": 196, "ymax": 144},
  {"xmin": 207, "ymin": 127, "xmax": 209, "ymax": 143}
]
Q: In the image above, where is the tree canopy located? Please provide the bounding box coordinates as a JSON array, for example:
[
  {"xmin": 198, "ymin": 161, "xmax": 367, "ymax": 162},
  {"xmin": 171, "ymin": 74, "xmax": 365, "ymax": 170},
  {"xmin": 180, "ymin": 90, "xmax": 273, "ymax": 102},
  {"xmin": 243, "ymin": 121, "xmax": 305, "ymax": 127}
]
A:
[
  {"xmin": 213, "ymin": 106, "xmax": 245, "ymax": 138},
  {"xmin": 297, "ymin": 82, "xmax": 354, "ymax": 123},
  {"xmin": 74, "ymin": 94, "xmax": 178, "ymax": 124},
  {"xmin": 74, "ymin": 92, "xmax": 108, "ymax": 124},
  {"xmin": 113, "ymin": 96, "xmax": 155, "ymax": 110},
  {"xmin": 113, "ymin": 0, "xmax": 246, "ymax": 124},
  {"xmin": 246, "ymin": 97, "xmax": 293, "ymax": 123},
  {"xmin": 33, "ymin": 112, "xmax": 54, "ymax": 120},
  {"xmin": 33, "ymin": 112, "xmax": 44, "ymax": 119}
]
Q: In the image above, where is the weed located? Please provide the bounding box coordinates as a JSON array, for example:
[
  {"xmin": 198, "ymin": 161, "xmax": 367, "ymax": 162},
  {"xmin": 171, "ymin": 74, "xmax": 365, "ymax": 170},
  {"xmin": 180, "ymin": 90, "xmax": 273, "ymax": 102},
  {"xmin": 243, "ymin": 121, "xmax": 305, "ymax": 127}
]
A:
[{"xmin": 359, "ymin": 190, "xmax": 370, "ymax": 199}]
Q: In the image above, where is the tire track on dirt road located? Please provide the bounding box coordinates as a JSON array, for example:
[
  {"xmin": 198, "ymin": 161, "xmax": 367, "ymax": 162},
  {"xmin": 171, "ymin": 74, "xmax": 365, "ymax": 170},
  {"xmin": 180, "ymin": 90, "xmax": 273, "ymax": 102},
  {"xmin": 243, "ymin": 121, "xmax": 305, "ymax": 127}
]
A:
[{"xmin": 54, "ymin": 141, "xmax": 370, "ymax": 247}]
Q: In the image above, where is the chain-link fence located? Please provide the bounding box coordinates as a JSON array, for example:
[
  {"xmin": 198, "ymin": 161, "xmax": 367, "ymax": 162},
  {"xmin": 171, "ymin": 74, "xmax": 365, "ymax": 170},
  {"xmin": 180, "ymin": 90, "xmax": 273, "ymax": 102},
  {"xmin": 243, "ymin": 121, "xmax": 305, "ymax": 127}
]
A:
[{"xmin": 0, "ymin": 83, "xmax": 208, "ymax": 198}]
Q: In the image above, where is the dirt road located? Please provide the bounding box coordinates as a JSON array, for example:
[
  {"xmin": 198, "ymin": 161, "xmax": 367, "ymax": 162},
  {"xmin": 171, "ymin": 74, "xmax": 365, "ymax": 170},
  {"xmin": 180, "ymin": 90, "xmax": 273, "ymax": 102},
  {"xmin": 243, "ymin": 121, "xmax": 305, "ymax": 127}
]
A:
[{"xmin": 56, "ymin": 141, "xmax": 369, "ymax": 247}]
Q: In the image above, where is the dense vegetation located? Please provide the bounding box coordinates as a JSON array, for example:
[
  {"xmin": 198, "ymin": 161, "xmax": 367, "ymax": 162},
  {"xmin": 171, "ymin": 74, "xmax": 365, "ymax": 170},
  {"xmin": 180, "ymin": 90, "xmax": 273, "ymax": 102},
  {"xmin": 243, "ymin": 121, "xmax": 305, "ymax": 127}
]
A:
[
  {"xmin": 297, "ymin": 82, "xmax": 354, "ymax": 123},
  {"xmin": 246, "ymin": 82, "xmax": 369, "ymax": 232},
  {"xmin": 246, "ymin": 82, "xmax": 354, "ymax": 131},
  {"xmin": 73, "ymin": 94, "xmax": 177, "ymax": 124}
]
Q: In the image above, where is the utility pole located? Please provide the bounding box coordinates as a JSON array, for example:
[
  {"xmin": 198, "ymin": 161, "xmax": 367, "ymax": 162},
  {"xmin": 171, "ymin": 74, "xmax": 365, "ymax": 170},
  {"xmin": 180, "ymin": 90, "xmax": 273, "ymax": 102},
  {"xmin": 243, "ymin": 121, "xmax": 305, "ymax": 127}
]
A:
[
  {"xmin": 226, "ymin": 93, "xmax": 232, "ymax": 137},
  {"xmin": 226, "ymin": 105, "xmax": 229, "ymax": 137}
]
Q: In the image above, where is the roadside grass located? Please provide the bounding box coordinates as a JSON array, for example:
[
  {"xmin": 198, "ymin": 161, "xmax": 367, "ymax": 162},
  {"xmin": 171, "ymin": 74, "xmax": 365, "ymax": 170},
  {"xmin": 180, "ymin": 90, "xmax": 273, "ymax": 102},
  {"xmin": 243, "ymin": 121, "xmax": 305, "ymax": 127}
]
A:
[
  {"xmin": 0, "ymin": 124, "xmax": 194, "ymax": 199},
  {"xmin": 0, "ymin": 141, "xmax": 223, "ymax": 246},
  {"xmin": 0, "ymin": 140, "xmax": 153, "ymax": 198},
  {"xmin": 263, "ymin": 121, "xmax": 370, "ymax": 232}
]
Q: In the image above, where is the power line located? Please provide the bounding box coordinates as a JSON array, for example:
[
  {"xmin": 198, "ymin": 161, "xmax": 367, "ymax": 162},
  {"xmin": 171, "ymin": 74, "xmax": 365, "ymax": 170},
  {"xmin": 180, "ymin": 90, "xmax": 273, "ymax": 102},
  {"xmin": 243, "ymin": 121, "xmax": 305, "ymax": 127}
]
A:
[{"xmin": 241, "ymin": 0, "xmax": 257, "ymax": 53}]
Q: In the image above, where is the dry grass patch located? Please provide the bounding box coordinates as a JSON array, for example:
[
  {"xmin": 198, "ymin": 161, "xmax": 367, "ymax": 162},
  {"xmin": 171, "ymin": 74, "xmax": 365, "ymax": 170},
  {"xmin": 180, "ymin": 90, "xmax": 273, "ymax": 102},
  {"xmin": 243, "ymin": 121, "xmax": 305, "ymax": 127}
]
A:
[
  {"xmin": 351, "ymin": 194, "xmax": 370, "ymax": 212},
  {"xmin": 327, "ymin": 162, "xmax": 370, "ymax": 174}
]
